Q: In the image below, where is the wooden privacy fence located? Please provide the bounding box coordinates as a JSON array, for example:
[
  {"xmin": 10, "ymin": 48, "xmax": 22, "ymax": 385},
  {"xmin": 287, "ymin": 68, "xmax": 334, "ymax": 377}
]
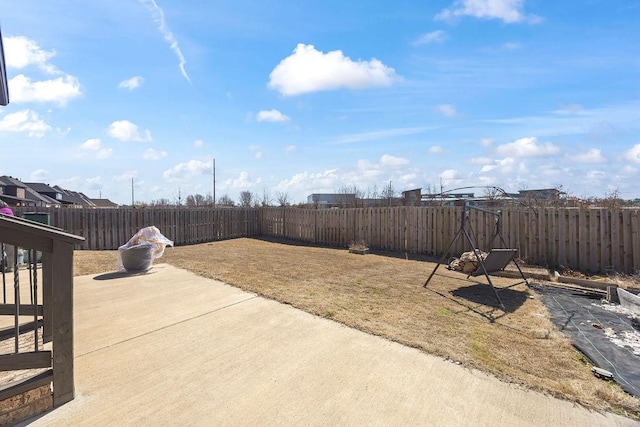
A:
[
  {"xmin": 10, "ymin": 206, "xmax": 640, "ymax": 274},
  {"xmin": 261, "ymin": 207, "xmax": 640, "ymax": 275},
  {"xmin": 13, "ymin": 208, "xmax": 260, "ymax": 250}
]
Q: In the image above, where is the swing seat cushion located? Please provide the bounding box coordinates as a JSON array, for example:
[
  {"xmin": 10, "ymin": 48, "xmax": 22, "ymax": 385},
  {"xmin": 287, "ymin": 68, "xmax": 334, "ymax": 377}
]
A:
[{"xmin": 472, "ymin": 249, "xmax": 517, "ymax": 275}]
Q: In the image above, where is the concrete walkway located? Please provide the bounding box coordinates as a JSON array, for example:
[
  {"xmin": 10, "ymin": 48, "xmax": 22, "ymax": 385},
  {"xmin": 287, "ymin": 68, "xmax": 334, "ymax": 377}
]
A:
[{"xmin": 24, "ymin": 264, "xmax": 637, "ymax": 426}]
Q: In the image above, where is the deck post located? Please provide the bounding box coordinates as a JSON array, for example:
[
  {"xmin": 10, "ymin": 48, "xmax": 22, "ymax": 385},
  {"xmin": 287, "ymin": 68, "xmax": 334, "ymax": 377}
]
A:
[{"xmin": 51, "ymin": 240, "xmax": 74, "ymax": 406}]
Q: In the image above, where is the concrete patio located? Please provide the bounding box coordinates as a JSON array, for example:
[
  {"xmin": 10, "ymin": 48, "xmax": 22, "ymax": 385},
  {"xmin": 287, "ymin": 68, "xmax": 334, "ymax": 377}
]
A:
[{"xmin": 21, "ymin": 264, "xmax": 638, "ymax": 426}]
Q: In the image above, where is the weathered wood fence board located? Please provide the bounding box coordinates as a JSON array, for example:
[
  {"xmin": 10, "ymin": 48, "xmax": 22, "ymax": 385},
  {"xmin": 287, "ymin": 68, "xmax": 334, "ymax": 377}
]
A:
[
  {"xmin": 13, "ymin": 207, "xmax": 260, "ymax": 250},
  {"xmin": 10, "ymin": 206, "xmax": 640, "ymax": 274}
]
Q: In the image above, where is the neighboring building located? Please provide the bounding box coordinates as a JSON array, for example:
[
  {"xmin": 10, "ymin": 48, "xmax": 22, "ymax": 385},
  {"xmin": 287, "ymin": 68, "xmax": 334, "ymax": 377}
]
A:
[
  {"xmin": 307, "ymin": 193, "xmax": 356, "ymax": 208},
  {"xmin": 24, "ymin": 186, "xmax": 62, "ymax": 207},
  {"xmin": 421, "ymin": 192, "xmax": 476, "ymax": 207},
  {"xmin": 25, "ymin": 183, "xmax": 64, "ymax": 202},
  {"xmin": 90, "ymin": 198, "xmax": 119, "ymax": 209},
  {"xmin": 0, "ymin": 176, "xmax": 34, "ymax": 206},
  {"xmin": 518, "ymin": 188, "xmax": 563, "ymax": 200},
  {"xmin": 52, "ymin": 186, "xmax": 96, "ymax": 207},
  {"xmin": 401, "ymin": 188, "xmax": 422, "ymax": 206}
]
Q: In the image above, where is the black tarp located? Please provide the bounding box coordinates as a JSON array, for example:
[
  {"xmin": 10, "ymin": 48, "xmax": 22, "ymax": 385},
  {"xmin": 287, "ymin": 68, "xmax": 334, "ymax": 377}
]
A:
[{"xmin": 534, "ymin": 284, "xmax": 640, "ymax": 397}]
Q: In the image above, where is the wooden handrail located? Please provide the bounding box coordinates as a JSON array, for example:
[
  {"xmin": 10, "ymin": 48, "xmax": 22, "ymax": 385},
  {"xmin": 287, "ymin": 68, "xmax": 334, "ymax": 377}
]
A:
[{"xmin": 0, "ymin": 214, "xmax": 84, "ymax": 408}]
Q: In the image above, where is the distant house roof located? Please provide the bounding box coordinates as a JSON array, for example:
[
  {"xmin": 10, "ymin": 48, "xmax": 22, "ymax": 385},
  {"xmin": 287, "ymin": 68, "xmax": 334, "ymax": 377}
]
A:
[
  {"xmin": 24, "ymin": 182, "xmax": 61, "ymax": 194},
  {"xmin": 52, "ymin": 186, "xmax": 96, "ymax": 206},
  {"xmin": 0, "ymin": 194, "xmax": 35, "ymax": 205},
  {"xmin": 0, "ymin": 176, "xmax": 32, "ymax": 205},
  {"xmin": 0, "ymin": 26, "xmax": 9, "ymax": 106},
  {"xmin": 24, "ymin": 186, "xmax": 61, "ymax": 206},
  {"xmin": 90, "ymin": 198, "xmax": 119, "ymax": 208},
  {"xmin": 0, "ymin": 176, "xmax": 28, "ymax": 188}
]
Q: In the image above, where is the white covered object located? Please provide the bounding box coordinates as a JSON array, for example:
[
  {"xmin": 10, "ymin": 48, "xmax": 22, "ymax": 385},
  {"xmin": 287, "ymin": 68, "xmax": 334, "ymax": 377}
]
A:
[{"xmin": 116, "ymin": 226, "xmax": 173, "ymax": 272}]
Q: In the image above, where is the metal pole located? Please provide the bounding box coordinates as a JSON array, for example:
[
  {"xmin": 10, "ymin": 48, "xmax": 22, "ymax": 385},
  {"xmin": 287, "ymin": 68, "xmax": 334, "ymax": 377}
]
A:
[{"xmin": 213, "ymin": 158, "xmax": 216, "ymax": 208}]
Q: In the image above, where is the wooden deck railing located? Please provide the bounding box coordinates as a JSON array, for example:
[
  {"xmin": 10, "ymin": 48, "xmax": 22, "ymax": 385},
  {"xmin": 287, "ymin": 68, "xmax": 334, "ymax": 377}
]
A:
[{"xmin": 0, "ymin": 215, "xmax": 84, "ymax": 412}]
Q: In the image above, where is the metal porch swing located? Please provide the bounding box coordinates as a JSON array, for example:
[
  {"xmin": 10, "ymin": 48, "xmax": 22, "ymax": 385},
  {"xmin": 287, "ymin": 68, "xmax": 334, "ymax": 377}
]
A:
[{"xmin": 423, "ymin": 188, "xmax": 530, "ymax": 311}]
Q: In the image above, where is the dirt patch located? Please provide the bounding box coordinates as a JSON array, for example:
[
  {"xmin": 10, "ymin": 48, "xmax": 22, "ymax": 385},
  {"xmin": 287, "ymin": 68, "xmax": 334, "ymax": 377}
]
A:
[{"xmin": 73, "ymin": 238, "xmax": 640, "ymax": 419}]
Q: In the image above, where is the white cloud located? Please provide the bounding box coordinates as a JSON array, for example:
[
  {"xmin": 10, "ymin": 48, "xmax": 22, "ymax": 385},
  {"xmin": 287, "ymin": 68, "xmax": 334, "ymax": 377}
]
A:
[
  {"xmin": 0, "ymin": 109, "xmax": 51, "ymax": 137},
  {"xmin": 256, "ymin": 109, "xmax": 291, "ymax": 123},
  {"xmin": 29, "ymin": 169, "xmax": 49, "ymax": 181},
  {"xmin": 435, "ymin": 104, "xmax": 457, "ymax": 117},
  {"xmin": 495, "ymin": 137, "xmax": 559, "ymax": 157},
  {"xmin": 480, "ymin": 138, "xmax": 493, "ymax": 147},
  {"xmin": 571, "ymin": 148, "xmax": 606, "ymax": 164},
  {"xmin": 80, "ymin": 138, "xmax": 102, "ymax": 151},
  {"xmin": 555, "ymin": 104, "xmax": 584, "ymax": 115},
  {"xmin": 57, "ymin": 175, "xmax": 103, "ymax": 193},
  {"xmin": 470, "ymin": 156, "xmax": 493, "ymax": 165},
  {"xmin": 331, "ymin": 126, "xmax": 433, "ymax": 144},
  {"xmin": 4, "ymin": 36, "xmax": 57, "ymax": 73},
  {"xmin": 249, "ymin": 145, "xmax": 263, "ymax": 159},
  {"xmin": 139, "ymin": 0, "xmax": 191, "ymax": 83},
  {"xmin": 114, "ymin": 171, "xmax": 139, "ymax": 182},
  {"xmin": 78, "ymin": 138, "xmax": 112, "ymax": 159},
  {"xmin": 380, "ymin": 154, "xmax": 409, "ymax": 167},
  {"xmin": 143, "ymin": 148, "xmax": 168, "ymax": 160},
  {"xmin": 268, "ymin": 44, "xmax": 398, "ymax": 96},
  {"xmin": 435, "ymin": 0, "xmax": 540, "ymax": 24},
  {"xmin": 221, "ymin": 171, "xmax": 262, "ymax": 190},
  {"xmin": 585, "ymin": 170, "xmax": 606, "ymax": 181},
  {"xmin": 163, "ymin": 160, "xmax": 211, "ymax": 182},
  {"xmin": 624, "ymin": 144, "xmax": 640, "ymax": 164},
  {"xmin": 413, "ymin": 30, "xmax": 448, "ymax": 46},
  {"xmin": 108, "ymin": 120, "xmax": 152, "ymax": 142},
  {"xmin": 277, "ymin": 169, "xmax": 340, "ymax": 193},
  {"xmin": 284, "ymin": 144, "xmax": 296, "ymax": 152},
  {"xmin": 502, "ymin": 42, "xmax": 522, "ymax": 50},
  {"xmin": 429, "ymin": 145, "xmax": 445, "ymax": 154},
  {"xmin": 193, "ymin": 139, "xmax": 204, "ymax": 148},
  {"xmin": 9, "ymin": 74, "xmax": 81, "ymax": 106},
  {"xmin": 439, "ymin": 169, "xmax": 463, "ymax": 187},
  {"xmin": 118, "ymin": 76, "xmax": 145, "ymax": 90},
  {"xmin": 479, "ymin": 157, "xmax": 520, "ymax": 173}
]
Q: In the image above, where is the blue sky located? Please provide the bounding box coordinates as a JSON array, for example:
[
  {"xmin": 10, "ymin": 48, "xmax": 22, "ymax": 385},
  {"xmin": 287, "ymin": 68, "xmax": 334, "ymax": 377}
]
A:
[{"xmin": 1, "ymin": 0, "xmax": 639, "ymax": 205}]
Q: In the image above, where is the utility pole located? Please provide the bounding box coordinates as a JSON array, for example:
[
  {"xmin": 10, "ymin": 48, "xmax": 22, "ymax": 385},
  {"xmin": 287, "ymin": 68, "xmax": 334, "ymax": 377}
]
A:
[
  {"xmin": 131, "ymin": 178, "xmax": 134, "ymax": 206},
  {"xmin": 212, "ymin": 158, "xmax": 216, "ymax": 208}
]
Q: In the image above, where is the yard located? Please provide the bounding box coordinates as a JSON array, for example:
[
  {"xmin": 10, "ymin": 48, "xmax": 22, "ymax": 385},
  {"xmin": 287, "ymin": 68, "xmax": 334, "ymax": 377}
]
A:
[{"xmin": 74, "ymin": 237, "xmax": 640, "ymax": 419}]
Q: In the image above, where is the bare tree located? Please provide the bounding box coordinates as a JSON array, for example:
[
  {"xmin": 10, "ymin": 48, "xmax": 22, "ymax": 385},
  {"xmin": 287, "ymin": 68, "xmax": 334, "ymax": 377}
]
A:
[
  {"xmin": 423, "ymin": 182, "xmax": 438, "ymax": 197},
  {"xmin": 367, "ymin": 184, "xmax": 379, "ymax": 200},
  {"xmin": 150, "ymin": 198, "xmax": 173, "ymax": 207},
  {"xmin": 239, "ymin": 191, "xmax": 254, "ymax": 207},
  {"xmin": 381, "ymin": 181, "xmax": 396, "ymax": 206},
  {"xmin": 483, "ymin": 187, "xmax": 501, "ymax": 199},
  {"xmin": 218, "ymin": 194, "xmax": 235, "ymax": 206},
  {"xmin": 260, "ymin": 189, "xmax": 272, "ymax": 207},
  {"xmin": 336, "ymin": 185, "xmax": 355, "ymax": 207},
  {"xmin": 185, "ymin": 193, "xmax": 206, "ymax": 207},
  {"xmin": 276, "ymin": 191, "xmax": 290, "ymax": 207},
  {"xmin": 590, "ymin": 188, "xmax": 632, "ymax": 208}
]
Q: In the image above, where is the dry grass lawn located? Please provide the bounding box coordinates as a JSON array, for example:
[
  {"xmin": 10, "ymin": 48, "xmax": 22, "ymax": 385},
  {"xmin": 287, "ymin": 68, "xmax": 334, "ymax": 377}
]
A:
[{"xmin": 74, "ymin": 237, "xmax": 640, "ymax": 419}]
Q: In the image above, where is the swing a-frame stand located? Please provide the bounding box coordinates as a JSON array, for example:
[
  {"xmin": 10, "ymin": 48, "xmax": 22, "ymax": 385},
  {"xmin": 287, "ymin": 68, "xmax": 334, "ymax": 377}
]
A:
[{"xmin": 423, "ymin": 202, "xmax": 529, "ymax": 311}]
